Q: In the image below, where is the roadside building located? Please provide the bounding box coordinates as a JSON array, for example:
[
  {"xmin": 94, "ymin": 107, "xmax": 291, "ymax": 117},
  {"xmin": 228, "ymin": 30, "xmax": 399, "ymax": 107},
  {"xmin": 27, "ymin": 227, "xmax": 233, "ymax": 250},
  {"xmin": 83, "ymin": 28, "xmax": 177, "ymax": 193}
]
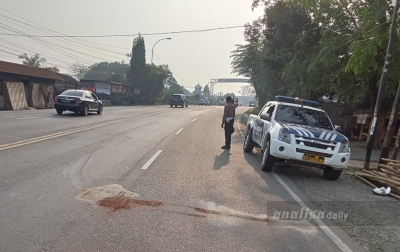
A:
[
  {"xmin": 55, "ymin": 73, "xmax": 82, "ymax": 96},
  {"xmin": 80, "ymin": 79, "xmax": 130, "ymax": 105},
  {"xmin": 0, "ymin": 60, "xmax": 64, "ymax": 110}
]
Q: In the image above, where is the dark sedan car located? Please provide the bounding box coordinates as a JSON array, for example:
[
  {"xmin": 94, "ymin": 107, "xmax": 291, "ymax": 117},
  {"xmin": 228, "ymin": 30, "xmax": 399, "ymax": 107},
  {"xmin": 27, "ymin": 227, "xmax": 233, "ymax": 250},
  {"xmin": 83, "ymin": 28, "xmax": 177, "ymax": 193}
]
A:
[
  {"xmin": 170, "ymin": 94, "xmax": 188, "ymax": 108},
  {"xmin": 54, "ymin": 90, "xmax": 103, "ymax": 116}
]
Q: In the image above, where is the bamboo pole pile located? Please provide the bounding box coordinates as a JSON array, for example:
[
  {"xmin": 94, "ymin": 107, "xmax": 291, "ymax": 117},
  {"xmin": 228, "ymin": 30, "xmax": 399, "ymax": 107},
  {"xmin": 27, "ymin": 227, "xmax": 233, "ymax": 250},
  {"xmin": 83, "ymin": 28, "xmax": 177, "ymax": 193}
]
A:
[{"xmin": 353, "ymin": 158, "xmax": 400, "ymax": 199}]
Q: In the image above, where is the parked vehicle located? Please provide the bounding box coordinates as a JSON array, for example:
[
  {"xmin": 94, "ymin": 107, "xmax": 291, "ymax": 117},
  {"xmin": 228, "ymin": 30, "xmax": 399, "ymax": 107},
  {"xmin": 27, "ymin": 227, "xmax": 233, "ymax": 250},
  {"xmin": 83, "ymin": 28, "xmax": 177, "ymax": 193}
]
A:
[
  {"xmin": 243, "ymin": 96, "xmax": 350, "ymax": 180},
  {"xmin": 170, "ymin": 94, "xmax": 188, "ymax": 108},
  {"xmin": 218, "ymin": 99, "xmax": 225, "ymax": 106},
  {"xmin": 198, "ymin": 97, "xmax": 210, "ymax": 106},
  {"xmin": 54, "ymin": 89, "xmax": 103, "ymax": 116},
  {"xmin": 248, "ymin": 101, "xmax": 256, "ymax": 107}
]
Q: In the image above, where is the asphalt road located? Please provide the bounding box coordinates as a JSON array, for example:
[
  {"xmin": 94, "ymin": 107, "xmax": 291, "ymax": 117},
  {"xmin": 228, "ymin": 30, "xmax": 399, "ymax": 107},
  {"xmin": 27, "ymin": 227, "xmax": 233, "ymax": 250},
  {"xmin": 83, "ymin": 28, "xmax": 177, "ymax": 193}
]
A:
[{"xmin": 0, "ymin": 106, "xmax": 365, "ymax": 252}]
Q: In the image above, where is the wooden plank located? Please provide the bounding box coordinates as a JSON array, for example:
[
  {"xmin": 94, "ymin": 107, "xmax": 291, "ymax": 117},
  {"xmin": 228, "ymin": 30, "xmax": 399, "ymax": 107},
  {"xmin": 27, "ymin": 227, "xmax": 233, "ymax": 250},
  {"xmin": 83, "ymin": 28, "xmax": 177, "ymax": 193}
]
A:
[{"xmin": 382, "ymin": 158, "xmax": 400, "ymax": 164}]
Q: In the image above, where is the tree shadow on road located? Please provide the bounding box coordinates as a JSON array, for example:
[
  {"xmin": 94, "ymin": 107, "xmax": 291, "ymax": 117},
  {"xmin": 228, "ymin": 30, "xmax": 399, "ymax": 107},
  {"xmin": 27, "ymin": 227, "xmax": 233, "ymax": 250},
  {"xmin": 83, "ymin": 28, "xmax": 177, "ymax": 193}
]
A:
[{"xmin": 213, "ymin": 151, "xmax": 231, "ymax": 170}]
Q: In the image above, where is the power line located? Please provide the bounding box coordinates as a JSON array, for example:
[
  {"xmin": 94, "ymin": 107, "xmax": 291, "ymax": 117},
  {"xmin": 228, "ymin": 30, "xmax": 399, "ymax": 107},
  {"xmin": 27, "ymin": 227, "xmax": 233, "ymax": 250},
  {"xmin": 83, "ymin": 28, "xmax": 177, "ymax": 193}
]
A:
[
  {"xmin": 318, "ymin": 19, "xmax": 390, "ymax": 62},
  {"xmin": 0, "ymin": 7, "xmax": 129, "ymax": 51},
  {"xmin": 152, "ymin": 52, "xmax": 194, "ymax": 88},
  {"xmin": 0, "ymin": 14, "xmax": 126, "ymax": 58},
  {"xmin": 0, "ymin": 25, "xmax": 245, "ymax": 38},
  {"xmin": 0, "ymin": 9, "xmax": 128, "ymax": 64},
  {"xmin": 0, "ymin": 24, "xmax": 93, "ymax": 64},
  {"xmin": 0, "ymin": 48, "xmax": 19, "ymax": 56},
  {"xmin": 0, "ymin": 38, "xmax": 82, "ymax": 66}
]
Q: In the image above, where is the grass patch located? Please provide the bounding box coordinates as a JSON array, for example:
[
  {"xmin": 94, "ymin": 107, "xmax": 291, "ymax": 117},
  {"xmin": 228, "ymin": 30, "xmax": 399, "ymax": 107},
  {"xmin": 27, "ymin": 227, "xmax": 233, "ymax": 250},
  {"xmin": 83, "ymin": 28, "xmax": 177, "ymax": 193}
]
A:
[
  {"xmin": 244, "ymin": 107, "xmax": 260, "ymax": 115},
  {"xmin": 362, "ymin": 239, "xmax": 385, "ymax": 252}
]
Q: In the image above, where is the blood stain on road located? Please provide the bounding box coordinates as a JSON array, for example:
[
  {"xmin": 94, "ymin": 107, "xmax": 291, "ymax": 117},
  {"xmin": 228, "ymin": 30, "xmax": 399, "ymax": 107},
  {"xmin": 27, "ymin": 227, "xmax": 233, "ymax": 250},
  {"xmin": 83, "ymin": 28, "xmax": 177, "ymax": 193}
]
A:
[{"xmin": 76, "ymin": 184, "xmax": 270, "ymax": 223}]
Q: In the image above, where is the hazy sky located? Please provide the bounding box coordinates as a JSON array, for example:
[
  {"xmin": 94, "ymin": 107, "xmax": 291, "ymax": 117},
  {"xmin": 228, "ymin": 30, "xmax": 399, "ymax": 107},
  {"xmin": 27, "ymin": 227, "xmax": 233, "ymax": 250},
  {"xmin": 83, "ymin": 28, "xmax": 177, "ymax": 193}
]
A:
[{"xmin": 0, "ymin": 0, "xmax": 263, "ymax": 95}]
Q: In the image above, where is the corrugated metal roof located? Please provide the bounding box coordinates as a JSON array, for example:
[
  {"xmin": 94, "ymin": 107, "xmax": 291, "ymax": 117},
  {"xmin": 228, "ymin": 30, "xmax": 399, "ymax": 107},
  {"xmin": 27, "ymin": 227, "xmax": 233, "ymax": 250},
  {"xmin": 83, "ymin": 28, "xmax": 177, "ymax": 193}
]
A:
[{"xmin": 0, "ymin": 60, "xmax": 64, "ymax": 81}]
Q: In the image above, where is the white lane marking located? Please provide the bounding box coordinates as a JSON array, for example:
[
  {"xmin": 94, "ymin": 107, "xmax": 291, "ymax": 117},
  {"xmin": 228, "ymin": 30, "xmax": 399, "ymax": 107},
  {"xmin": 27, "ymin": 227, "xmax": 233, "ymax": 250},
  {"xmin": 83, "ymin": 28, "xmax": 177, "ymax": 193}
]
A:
[
  {"xmin": 192, "ymin": 118, "xmax": 197, "ymax": 122},
  {"xmin": 141, "ymin": 150, "xmax": 163, "ymax": 170},
  {"xmin": 237, "ymin": 128, "xmax": 352, "ymax": 252},
  {"xmin": 176, "ymin": 128, "xmax": 183, "ymax": 135},
  {"xmin": 271, "ymin": 173, "xmax": 352, "ymax": 252},
  {"xmin": 237, "ymin": 119, "xmax": 245, "ymax": 137},
  {"xmin": 17, "ymin": 115, "xmax": 54, "ymax": 120}
]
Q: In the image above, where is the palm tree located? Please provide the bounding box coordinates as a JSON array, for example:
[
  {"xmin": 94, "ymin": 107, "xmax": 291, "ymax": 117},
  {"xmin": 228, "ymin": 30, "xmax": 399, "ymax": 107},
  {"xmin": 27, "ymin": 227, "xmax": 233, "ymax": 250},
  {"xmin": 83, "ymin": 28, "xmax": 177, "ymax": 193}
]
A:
[{"xmin": 18, "ymin": 53, "xmax": 47, "ymax": 67}]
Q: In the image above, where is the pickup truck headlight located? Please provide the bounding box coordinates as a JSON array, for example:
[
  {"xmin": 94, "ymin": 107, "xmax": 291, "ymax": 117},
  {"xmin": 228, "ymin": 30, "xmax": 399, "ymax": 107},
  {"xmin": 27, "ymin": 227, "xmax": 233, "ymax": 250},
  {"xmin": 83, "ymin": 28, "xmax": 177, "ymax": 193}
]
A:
[
  {"xmin": 278, "ymin": 128, "xmax": 291, "ymax": 144},
  {"xmin": 339, "ymin": 141, "xmax": 350, "ymax": 153}
]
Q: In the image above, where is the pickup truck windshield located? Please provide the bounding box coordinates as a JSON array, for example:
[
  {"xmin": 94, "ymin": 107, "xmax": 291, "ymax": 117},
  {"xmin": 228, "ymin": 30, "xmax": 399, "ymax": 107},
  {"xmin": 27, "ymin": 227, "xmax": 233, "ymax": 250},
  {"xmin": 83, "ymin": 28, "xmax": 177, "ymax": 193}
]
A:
[{"xmin": 274, "ymin": 105, "xmax": 333, "ymax": 130}]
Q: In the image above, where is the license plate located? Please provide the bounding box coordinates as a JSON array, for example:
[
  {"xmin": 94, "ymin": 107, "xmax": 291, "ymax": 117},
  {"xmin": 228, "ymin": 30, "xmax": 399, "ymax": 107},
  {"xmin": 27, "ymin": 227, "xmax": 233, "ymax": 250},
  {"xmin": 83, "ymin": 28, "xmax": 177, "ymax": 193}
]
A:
[
  {"xmin": 61, "ymin": 100, "xmax": 69, "ymax": 103},
  {"xmin": 303, "ymin": 154, "xmax": 324, "ymax": 163},
  {"xmin": 173, "ymin": 98, "xmax": 178, "ymax": 101}
]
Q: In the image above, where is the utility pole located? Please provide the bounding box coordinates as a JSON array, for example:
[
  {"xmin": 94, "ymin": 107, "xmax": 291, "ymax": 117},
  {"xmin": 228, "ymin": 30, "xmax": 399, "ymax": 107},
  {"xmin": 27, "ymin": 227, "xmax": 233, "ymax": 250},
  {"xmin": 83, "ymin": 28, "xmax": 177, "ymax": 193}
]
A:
[
  {"xmin": 380, "ymin": 82, "xmax": 400, "ymax": 163},
  {"xmin": 364, "ymin": 0, "xmax": 400, "ymax": 169}
]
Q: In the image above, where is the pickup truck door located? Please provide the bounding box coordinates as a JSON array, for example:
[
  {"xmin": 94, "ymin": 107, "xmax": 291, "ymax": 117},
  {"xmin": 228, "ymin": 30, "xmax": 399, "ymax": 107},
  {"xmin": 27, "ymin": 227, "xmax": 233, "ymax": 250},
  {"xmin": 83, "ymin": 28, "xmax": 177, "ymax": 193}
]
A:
[
  {"xmin": 261, "ymin": 105, "xmax": 276, "ymax": 145},
  {"xmin": 254, "ymin": 104, "xmax": 270, "ymax": 144}
]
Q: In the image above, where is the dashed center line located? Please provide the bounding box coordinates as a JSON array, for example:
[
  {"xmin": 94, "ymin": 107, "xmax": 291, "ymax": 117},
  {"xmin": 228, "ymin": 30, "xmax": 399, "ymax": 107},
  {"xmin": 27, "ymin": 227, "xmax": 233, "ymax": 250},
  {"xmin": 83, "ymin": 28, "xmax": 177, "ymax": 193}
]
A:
[
  {"xmin": 141, "ymin": 150, "xmax": 163, "ymax": 170},
  {"xmin": 17, "ymin": 115, "xmax": 54, "ymax": 120},
  {"xmin": 191, "ymin": 118, "xmax": 197, "ymax": 122},
  {"xmin": 176, "ymin": 128, "xmax": 183, "ymax": 135}
]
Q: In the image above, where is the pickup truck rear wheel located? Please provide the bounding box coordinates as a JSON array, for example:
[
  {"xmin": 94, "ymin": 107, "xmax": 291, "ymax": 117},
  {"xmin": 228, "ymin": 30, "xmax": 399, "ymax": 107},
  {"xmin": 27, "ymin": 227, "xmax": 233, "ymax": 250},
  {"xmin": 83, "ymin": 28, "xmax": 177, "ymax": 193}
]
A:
[
  {"xmin": 261, "ymin": 140, "xmax": 275, "ymax": 172},
  {"xmin": 243, "ymin": 128, "xmax": 255, "ymax": 153},
  {"xmin": 323, "ymin": 166, "xmax": 342, "ymax": 180}
]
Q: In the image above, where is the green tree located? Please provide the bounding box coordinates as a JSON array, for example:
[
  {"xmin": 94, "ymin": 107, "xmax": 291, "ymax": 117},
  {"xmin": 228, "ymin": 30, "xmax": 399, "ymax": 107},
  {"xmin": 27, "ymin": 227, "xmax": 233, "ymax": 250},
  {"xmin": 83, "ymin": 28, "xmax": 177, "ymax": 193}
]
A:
[
  {"xmin": 18, "ymin": 53, "xmax": 46, "ymax": 67},
  {"xmin": 238, "ymin": 85, "xmax": 254, "ymax": 96},
  {"xmin": 127, "ymin": 35, "xmax": 169, "ymax": 104},
  {"xmin": 128, "ymin": 35, "xmax": 147, "ymax": 89},
  {"xmin": 169, "ymin": 83, "xmax": 183, "ymax": 94},
  {"xmin": 70, "ymin": 62, "xmax": 90, "ymax": 80},
  {"xmin": 44, "ymin": 66, "xmax": 60, "ymax": 73},
  {"xmin": 245, "ymin": 0, "xmax": 400, "ymax": 148},
  {"xmin": 84, "ymin": 61, "xmax": 129, "ymax": 83}
]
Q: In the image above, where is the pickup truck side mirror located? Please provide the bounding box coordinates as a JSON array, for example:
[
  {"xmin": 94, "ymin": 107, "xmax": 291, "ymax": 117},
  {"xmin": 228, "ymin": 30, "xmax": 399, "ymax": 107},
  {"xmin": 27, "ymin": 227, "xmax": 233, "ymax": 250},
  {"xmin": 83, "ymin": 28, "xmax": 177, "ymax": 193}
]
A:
[
  {"xmin": 334, "ymin": 125, "xmax": 341, "ymax": 131},
  {"xmin": 260, "ymin": 113, "xmax": 271, "ymax": 121}
]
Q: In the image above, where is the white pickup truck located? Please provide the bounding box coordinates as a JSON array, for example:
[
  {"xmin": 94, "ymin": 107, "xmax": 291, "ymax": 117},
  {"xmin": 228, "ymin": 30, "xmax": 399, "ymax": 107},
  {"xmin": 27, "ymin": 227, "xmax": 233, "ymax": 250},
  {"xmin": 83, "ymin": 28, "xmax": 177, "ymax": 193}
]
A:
[{"xmin": 243, "ymin": 96, "xmax": 350, "ymax": 180}]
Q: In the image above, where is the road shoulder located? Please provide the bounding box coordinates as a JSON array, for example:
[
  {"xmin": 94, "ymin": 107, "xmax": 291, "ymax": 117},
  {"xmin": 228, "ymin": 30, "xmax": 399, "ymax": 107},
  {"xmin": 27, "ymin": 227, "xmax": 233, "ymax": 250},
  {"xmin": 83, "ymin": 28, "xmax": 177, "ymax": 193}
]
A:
[{"xmin": 238, "ymin": 115, "xmax": 399, "ymax": 252}]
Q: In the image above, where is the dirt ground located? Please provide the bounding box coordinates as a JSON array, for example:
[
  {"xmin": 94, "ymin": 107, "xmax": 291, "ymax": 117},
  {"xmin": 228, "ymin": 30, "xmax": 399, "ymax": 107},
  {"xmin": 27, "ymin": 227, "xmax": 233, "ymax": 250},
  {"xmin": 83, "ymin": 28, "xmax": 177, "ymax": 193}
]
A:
[{"xmin": 277, "ymin": 164, "xmax": 400, "ymax": 252}]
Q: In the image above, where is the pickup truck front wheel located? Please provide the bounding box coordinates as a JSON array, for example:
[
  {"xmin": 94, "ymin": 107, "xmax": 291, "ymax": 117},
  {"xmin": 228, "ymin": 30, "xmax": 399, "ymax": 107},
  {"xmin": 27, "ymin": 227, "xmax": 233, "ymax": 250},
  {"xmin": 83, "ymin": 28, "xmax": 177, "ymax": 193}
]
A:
[
  {"xmin": 243, "ymin": 129, "xmax": 255, "ymax": 153},
  {"xmin": 323, "ymin": 166, "xmax": 342, "ymax": 180},
  {"xmin": 261, "ymin": 140, "xmax": 275, "ymax": 172}
]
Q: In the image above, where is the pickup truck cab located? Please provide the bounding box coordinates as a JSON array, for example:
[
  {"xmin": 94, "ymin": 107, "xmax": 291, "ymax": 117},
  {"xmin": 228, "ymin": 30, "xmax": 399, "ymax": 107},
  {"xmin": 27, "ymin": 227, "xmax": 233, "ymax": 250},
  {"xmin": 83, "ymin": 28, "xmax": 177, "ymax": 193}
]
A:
[{"xmin": 243, "ymin": 96, "xmax": 350, "ymax": 180}]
